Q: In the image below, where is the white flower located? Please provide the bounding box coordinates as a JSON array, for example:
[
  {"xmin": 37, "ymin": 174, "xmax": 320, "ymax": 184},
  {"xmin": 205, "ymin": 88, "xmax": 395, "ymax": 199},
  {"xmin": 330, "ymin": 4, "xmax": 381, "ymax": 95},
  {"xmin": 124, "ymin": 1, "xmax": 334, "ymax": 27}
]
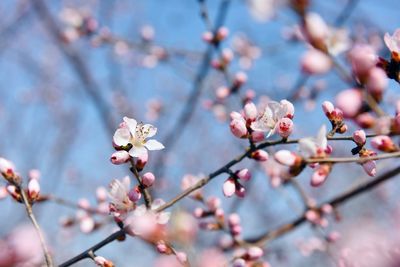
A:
[
  {"xmin": 124, "ymin": 199, "xmax": 171, "ymax": 238},
  {"xmin": 113, "ymin": 117, "xmax": 164, "ymax": 157},
  {"xmin": 108, "ymin": 176, "xmax": 134, "ymax": 219},
  {"xmin": 298, "ymin": 125, "xmax": 327, "ymax": 158},
  {"xmin": 251, "ymin": 100, "xmax": 292, "ymax": 137}
]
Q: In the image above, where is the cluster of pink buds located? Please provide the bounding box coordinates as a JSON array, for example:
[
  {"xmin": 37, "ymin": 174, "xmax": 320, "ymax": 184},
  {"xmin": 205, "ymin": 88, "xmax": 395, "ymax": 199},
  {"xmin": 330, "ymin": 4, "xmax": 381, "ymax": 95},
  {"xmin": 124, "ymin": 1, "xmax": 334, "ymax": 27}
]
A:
[
  {"xmin": 370, "ymin": 135, "xmax": 398, "ymax": 152},
  {"xmin": 59, "ymin": 8, "xmax": 98, "ymax": 43},
  {"xmin": 194, "ymin": 196, "xmax": 224, "ymax": 231},
  {"xmin": 230, "ymin": 99, "xmax": 295, "ymax": 143},
  {"xmin": 322, "ymin": 101, "xmax": 347, "ymax": 134},
  {"xmin": 232, "ymin": 246, "xmax": 265, "ymax": 267},
  {"xmin": 202, "ymin": 27, "xmax": 229, "ymax": 45},
  {"xmin": 305, "ymin": 204, "xmax": 335, "ymax": 228},
  {"xmin": 351, "ymin": 129, "xmax": 378, "ymax": 176},
  {"xmin": 228, "ymin": 213, "xmax": 242, "ymax": 238},
  {"xmin": 211, "ymin": 48, "xmax": 234, "ymax": 71},
  {"xmin": 347, "ymin": 44, "xmax": 388, "ymax": 101},
  {"xmin": 155, "ymin": 241, "xmax": 188, "ymax": 266},
  {"xmin": 222, "ymin": 168, "xmax": 251, "ymax": 198}
]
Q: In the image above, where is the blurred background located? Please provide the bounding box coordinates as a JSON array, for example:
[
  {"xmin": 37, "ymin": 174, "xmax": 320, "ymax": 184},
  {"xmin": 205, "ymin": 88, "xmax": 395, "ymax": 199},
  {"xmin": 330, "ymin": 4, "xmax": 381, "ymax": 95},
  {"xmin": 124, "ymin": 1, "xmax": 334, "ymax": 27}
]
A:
[{"xmin": 0, "ymin": 0, "xmax": 400, "ymax": 266}]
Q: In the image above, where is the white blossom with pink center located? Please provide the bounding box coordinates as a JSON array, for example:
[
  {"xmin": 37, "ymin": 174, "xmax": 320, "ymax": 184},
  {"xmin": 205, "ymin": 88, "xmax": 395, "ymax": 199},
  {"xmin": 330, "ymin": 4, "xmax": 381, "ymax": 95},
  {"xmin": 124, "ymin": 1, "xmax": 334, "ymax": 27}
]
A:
[
  {"xmin": 113, "ymin": 116, "xmax": 164, "ymax": 158},
  {"xmin": 108, "ymin": 176, "xmax": 135, "ymax": 219},
  {"xmin": 251, "ymin": 100, "xmax": 294, "ymax": 137}
]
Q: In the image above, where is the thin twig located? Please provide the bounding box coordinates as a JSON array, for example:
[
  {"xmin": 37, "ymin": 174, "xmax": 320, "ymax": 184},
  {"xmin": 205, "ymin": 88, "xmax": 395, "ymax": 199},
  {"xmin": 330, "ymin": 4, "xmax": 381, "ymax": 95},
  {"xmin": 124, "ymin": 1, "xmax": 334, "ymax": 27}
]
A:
[{"xmin": 20, "ymin": 188, "xmax": 54, "ymax": 267}]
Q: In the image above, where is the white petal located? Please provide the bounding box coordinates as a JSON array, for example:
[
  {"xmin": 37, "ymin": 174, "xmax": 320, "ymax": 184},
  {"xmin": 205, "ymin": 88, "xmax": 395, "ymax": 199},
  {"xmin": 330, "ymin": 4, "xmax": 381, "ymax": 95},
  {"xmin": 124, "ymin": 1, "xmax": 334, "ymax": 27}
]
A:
[
  {"xmin": 129, "ymin": 146, "xmax": 148, "ymax": 157},
  {"xmin": 299, "ymin": 138, "xmax": 317, "ymax": 158},
  {"xmin": 157, "ymin": 212, "xmax": 171, "ymax": 225},
  {"xmin": 113, "ymin": 128, "xmax": 131, "ymax": 146},
  {"xmin": 144, "ymin": 139, "xmax": 165, "ymax": 150},
  {"xmin": 123, "ymin": 117, "xmax": 137, "ymax": 134},
  {"xmin": 142, "ymin": 124, "xmax": 157, "ymax": 138},
  {"xmin": 316, "ymin": 125, "xmax": 327, "ymax": 149}
]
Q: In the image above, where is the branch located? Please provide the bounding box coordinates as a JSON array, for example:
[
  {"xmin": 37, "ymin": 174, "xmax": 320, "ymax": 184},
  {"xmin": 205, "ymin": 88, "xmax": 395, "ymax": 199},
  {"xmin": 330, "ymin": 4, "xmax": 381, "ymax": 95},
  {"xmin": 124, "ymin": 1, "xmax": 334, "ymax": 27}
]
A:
[
  {"xmin": 20, "ymin": 188, "xmax": 54, "ymax": 267},
  {"xmin": 244, "ymin": 164, "xmax": 400, "ymax": 246}
]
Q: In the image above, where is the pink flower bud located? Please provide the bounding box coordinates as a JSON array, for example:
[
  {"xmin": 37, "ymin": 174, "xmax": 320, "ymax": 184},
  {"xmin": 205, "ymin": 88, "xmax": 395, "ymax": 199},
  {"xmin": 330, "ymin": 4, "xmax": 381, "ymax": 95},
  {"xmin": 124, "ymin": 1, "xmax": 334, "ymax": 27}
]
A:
[
  {"xmin": 280, "ymin": 99, "xmax": 295, "ymax": 119},
  {"xmin": 362, "ymin": 160, "xmax": 376, "ymax": 177},
  {"xmin": 353, "ymin": 130, "xmax": 366, "ymax": 146},
  {"xmin": 251, "ymin": 150, "xmax": 269, "ymax": 161},
  {"xmin": 277, "ymin": 118, "xmax": 294, "ymax": 138},
  {"xmin": 274, "ymin": 150, "xmax": 297, "ymax": 166},
  {"xmin": 251, "ymin": 131, "xmax": 265, "ymax": 142},
  {"xmin": 366, "ymin": 67, "xmax": 388, "ymax": 94},
  {"xmin": 110, "ymin": 150, "xmax": 130, "ymax": 165},
  {"xmin": 128, "ymin": 186, "xmax": 142, "ymax": 202},
  {"xmin": 321, "ymin": 204, "xmax": 333, "ymax": 214},
  {"xmin": 348, "ymin": 44, "xmax": 377, "ymax": 78},
  {"xmin": 231, "ymin": 225, "xmax": 242, "ymax": 236},
  {"xmin": 303, "ymin": 12, "xmax": 329, "ymax": 43},
  {"xmin": 142, "ymin": 172, "xmax": 155, "ymax": 187},
  {"xmin": 233, "ymin": 72, "xmax": 247, "ymax": 88},
  {"xmin": 247, "ymin": 246, "xmax": 264, "ymax": 260},
  {"xmin": 96, "ymin": 187, "xmax": 108, "ymax": 202},
  {"xmin": 216, "ymin": 86, "xmax": 230, "ymax": 99},
  {"xmin": 94, "ymin": 256, "xmax": 114, "ymax": 267},
  {"xmin": 371, "ymin": 135, "xmax": 397, "ymax": 152},
  {"xmin": 206, "ymin": 196, "xmax": 221, "ymax": 211},
  {"xmin": 78, "ymin": 198, "xmax": 91, "ymax": 210},
  {"xmin": 228, "ymin": 213, "xmax": 241, "ymax": 227},
  {"xmin": 244, "ymin": 102, "xmax": 257, "ymax": 121},
  {"xmin": 322, "ymin": 101, "xmax": 335, "ymax": 115},
  {"xmin": 301, "ymin": 49, "xmax": 332, "ymax": 75},
  {"xmin": 221, "ymin": 48, "xmax": 234, "ymax": 63},
  {"xmin": 176, "ymin": 251, "xmax": 188, "ymax": 265},
  {"xmin": 235, "ymin": 183, "xmax": 246, "ymax": 198},
  {"xmin": 233, "ymin": 258, "xmax": 246, "ymax": 267},
  {"xmin": 216, "ymin": 27, "xmax": 229, "ymax": 41},
  {"xmin": 28, "ymin": 169, "xmax": 41, "ymax": 180},
  {"xmin": 355, "ymin": 112, "xmax": 375, "ymax": 128},
  {"xmin": 335, "ymin": 89, "xmax": 362, "ymax": 118},
  {"xmin": 237, "ymin": 168, "xmax": 251, "ymax": 181},
  {"xmin": 311, "ymin": 164, "xmax": 331, "ymax": 187},
  {"xmin": 28, "ymin": 178, "xmax": 40, "ymax": 201},
  {"xmin": 0, "ymin": 157, "xmax": 15, "ymax": 178},
  {"xmin": 136, "ymin": 152, "xmax": 148, "ymax": 171},
  {"xmin": 230, "ymin": 118, "xmax": 248, "ymax": 138},
  {"xmin": 223, "ymin": 178, "xmax": 236, "ymax": 197},
  {"xmin": 202, "ymin": 31, "xmax": 214, "ymax": 43},
  {"xmin": 193, "ymin": 207, "xmax": 204, "ymax": 218},
  {"xmin": 327, "ymin": 231, "xmax": 341, "ymax": 243},
  {"xmin": 80, "ymin": 216, "xmax": 95, "ymax": 233},
  {"xmin": 156, "ymin": 241, "xmax": 168, "ymax": 254},
  {"xmin": 305, "ymin": 210, "xmax": 319, "ymax": 224}
]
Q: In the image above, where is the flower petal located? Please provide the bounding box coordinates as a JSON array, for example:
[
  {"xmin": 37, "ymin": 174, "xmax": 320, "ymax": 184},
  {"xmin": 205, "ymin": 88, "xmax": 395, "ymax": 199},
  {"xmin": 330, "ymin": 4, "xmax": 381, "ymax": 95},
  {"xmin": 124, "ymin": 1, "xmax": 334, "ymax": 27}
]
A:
[
  {"xmin": 113, "ymin": 128, "xmax": 131, "ymax": 146},
  {"xmin": 129, "ymin": 146, "xmax": 148, "ymax": 158},
  {"xmin": 142, "ymin": 124, "xmax": 157, "ymax": 138},
  {"xmin": 145, "ymin": 139, "xmax": 165, "ymax": 150},
  {"xmin": 299, "ymin": 138, "xmax": 317, "ymax": 158},
  {"xmin": 123, "ymin": 117, "xmax": 137, "ymax": 134},
  {"xmin": 316, "ymin": 125, "xmax": 327, "ymax": 150}
]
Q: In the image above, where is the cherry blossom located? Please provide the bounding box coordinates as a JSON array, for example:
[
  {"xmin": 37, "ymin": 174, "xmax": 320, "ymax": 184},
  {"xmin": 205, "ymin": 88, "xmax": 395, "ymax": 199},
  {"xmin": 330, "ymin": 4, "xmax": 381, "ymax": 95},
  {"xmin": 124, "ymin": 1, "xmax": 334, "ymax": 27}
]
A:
[
  {"xmin": 113, "ymin": 117, "xmax": 164, "ymax": 158},
  {"xmin": 108, "ymin": 176, "xmax": 135, "ymax": 219},
  {"xmin": 251, "ymin": 100, "xmax": 294, "ymax": 137}
]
